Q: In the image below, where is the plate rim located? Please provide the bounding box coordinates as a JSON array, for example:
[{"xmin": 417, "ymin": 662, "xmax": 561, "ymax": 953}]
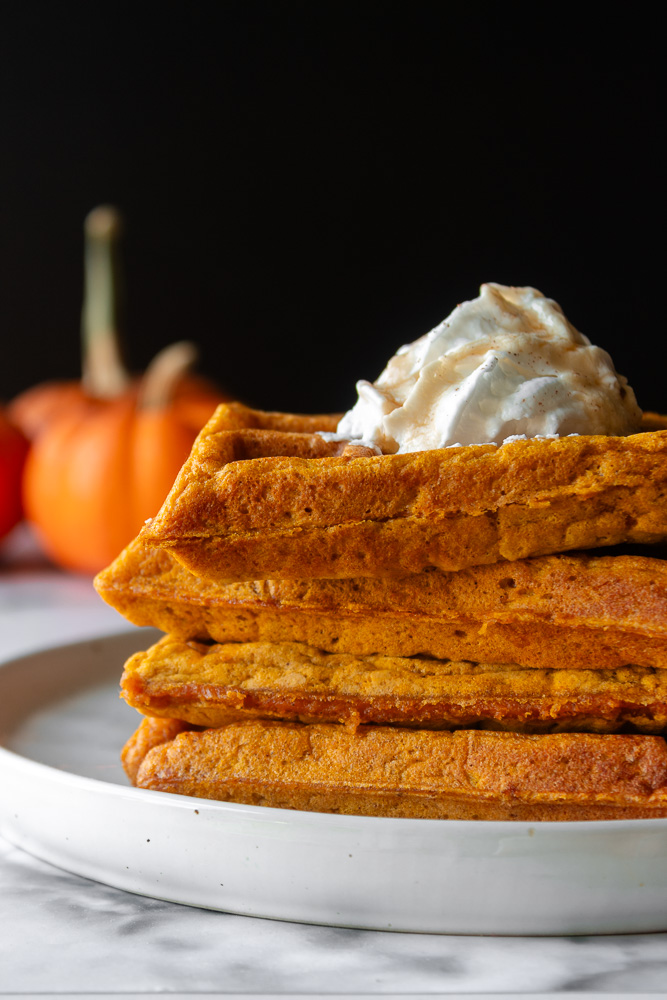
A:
[{"xmin": 3, "ymin": 629, "xmax": 667, "ymax": 934}]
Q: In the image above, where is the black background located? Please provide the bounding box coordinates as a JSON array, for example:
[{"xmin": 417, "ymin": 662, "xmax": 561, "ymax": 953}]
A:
[{"xmin": 1, "ymin": 3, "xmax": 662, "ymax": 415}]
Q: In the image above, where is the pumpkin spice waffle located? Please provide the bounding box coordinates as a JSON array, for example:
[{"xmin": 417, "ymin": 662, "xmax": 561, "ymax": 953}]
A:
[
  {"xmin": 120, "ymin": 635, "xmax": 667, "ymax": 734},
  {"xmin": 120, "ymin": 715, "xmax": 193, "ymax": 784},
  {"xmin": 123, "ymin": 718, "xmax": 667, "ymax": 821},
  {"xmin": 99, "ymin": 394, "xmax": 667, "ymax": 820},
  {"xmin": 139, "ymin": 404, "xmax": 667, "ymax": 583},
  {"xmin": 96, "ymin": 539, "xmax": 667, "ymax": 670}
]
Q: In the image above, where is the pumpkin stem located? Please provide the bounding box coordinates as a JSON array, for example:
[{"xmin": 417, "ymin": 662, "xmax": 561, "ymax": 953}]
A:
[
  {"xmin": 139, "ymin": 341, "xmax": 199, "ymax": 409},
  {"xmin": 81, "ymin": 206, "xmax": 130, "ymax": 398}
]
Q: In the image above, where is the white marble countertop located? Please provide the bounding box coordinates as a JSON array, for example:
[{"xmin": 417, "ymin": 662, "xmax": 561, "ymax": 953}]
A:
[{"xmin": 1, "ymin": 527, "xmax": 666, "ymax": 998}]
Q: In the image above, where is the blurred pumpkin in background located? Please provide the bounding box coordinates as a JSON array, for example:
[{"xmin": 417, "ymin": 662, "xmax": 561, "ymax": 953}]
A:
[
  {"xmin": 0, "ymin": 408, "xmax": 29, "ymax": 543},
  {"xmin": 18, "ymin": 206, "xmax": 228, "ymax": 574}
]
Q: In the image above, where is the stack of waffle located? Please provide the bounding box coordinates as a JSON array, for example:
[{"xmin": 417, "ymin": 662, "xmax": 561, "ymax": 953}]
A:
[{"xmin": 95, "ymin": 403, "xmax": 667, "ymax": 820}]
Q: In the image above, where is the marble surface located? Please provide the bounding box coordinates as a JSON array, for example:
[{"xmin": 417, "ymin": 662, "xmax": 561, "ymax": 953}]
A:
[{"xmin": 1, "ymin": 527, "xmax": 667, "ymax": 997}]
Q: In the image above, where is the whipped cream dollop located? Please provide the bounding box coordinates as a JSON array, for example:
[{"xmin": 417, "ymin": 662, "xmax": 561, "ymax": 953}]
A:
[{"xmin": 337, "ymin": 283, "xmax": 642, "ymax": 453}]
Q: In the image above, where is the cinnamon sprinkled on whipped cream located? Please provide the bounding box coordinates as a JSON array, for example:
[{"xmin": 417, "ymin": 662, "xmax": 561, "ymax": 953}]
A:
[{"xmin": 337, "ymin": 283, "xmax": 642, "ymax": 453}]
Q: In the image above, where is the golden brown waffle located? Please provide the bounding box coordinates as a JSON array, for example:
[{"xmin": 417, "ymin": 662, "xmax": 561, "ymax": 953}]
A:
[
  {"xmin": 95, "ymin": 540, "xmax": 667, "ymax": 670},
  {"xmin": 139, "ymin": 403, "xmax": 667, "ymax": 582},
  {"xmin": 111, "ymin": 406, "xmax": 667, "ymax": 821},
  {"xmin": 120, "ymin": 716, "xmax": 192, "ymax": 783},
  {"xmin": 121, "ymin": 635, "xmax": 667, "ymax": 734},
  {"xmin": 640, "ymin": 412, "xmax": 667, "ymax": 431},
  {"xmin": 125, "ymin": 719, "xmax": 667, "ymax": 820}
]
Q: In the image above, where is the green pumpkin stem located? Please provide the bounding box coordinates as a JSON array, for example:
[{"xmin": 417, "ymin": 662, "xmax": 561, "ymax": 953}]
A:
[
  {"xmin": 81, "ymin": 206, "xmax": 130, "ymax": 398},
  {"xmin": 139, "ymin": 341, "xmax": 199, "ymax": 409}
]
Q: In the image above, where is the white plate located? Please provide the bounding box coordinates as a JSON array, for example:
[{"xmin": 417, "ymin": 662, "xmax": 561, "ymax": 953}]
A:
[{"xmin": 1, "ymin": 630, "xmax": 666, "ymax": 935}]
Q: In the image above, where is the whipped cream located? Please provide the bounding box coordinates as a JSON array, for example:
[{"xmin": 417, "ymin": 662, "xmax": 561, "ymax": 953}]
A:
[{"xmin": 337, "ymin": 283, "xmax": 642, "ymax": 453}]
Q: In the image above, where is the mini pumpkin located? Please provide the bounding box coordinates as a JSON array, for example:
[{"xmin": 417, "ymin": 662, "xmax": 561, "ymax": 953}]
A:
[
  {"xmin": 9, "ymin": 207, "xmax": 224, "ymax": 441},
  {"xmin": 19, "ymin": 206, "xmax": 227, "ymax": 573},
  {"xmin": 22, "ymin": 342, "xmax": 219, "ymax": 573}
]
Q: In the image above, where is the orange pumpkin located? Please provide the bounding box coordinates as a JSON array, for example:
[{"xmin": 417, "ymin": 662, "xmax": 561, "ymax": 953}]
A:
[
  {"xmin": 19, "ymin": 206, "xmax": 227, "ymax": 574},
  {"xmin": 23, "ymin": 344, "xmax": 218, "ymax": 573},
  {"xmin": 8, "ymin": 380, "xmax": 88, "ymax": 441},
  {"xmin": 0, "ymin": 408, "xmax": 29, "ymax": 542},
  {"xmin": 9, "ymin": 207, "xmax": 225, "ymax": 442}
]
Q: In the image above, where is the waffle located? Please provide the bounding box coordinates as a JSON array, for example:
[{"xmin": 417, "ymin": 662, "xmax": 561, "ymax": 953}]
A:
[
  {"xmin": 96, "ymin": 540, "xmax": 667, "ymax": 670},
  {"xmin": 124, "ymin": 718, "xmax": 667, "ymax": 820},
  {"xmin": 120, "ymin": 635, "xmax": 667, "ymax": 734},
  {"xmin": 108, "ymin": 404, "xmax": 667, "ymax": 820},
  {"xmin": 120, "ymin": 716, "xmax": 192, "ymax": 784},
  {"xmin": 139, "ymin": 404, "xmax": 667, "ymax": 582}
]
